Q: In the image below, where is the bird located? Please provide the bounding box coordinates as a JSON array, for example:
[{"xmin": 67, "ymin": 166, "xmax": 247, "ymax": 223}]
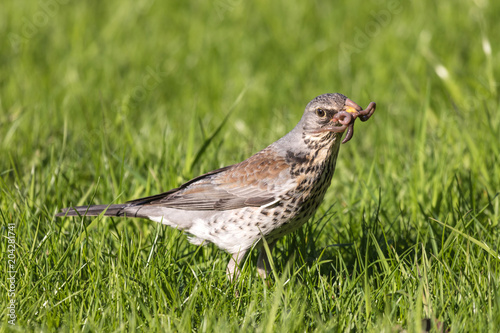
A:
[{"xmin": 56, "ymin": 93, "xmax": 376, "ymax": 281}]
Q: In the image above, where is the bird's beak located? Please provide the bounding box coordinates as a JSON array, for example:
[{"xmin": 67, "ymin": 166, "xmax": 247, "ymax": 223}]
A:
[
  {"xmin": 312, "ymin": 98, "xmax": 369, "ymax": 134},
  {"xmin": 316, "ymin": 99, "xmax": 363, "ymax": 134},
  {"xmin": 343, "ymin": 98, "xmax": 363, "ymax": 114}
]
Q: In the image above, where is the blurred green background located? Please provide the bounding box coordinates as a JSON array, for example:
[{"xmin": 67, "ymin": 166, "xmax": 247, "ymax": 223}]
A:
[{"xmin": 1, "ymin": 0, "xmax": 499, "ymax": 331}]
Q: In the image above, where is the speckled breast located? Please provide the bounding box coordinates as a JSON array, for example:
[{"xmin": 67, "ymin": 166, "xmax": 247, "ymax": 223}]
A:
[{"xmin": 262, "ymin": 137, "xmax": 341, "ymax": 243}]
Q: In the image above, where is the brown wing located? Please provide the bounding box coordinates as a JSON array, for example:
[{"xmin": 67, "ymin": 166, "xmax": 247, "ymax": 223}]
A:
[{"xmin": 126, "ymin": 148, "xmax": 292, "ymax": 211}]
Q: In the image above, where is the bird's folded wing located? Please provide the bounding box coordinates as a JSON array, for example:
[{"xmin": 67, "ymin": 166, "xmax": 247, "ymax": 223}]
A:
[{"xmin": 126, "ymin": 149, "xmax": 293, "ymax": 211}]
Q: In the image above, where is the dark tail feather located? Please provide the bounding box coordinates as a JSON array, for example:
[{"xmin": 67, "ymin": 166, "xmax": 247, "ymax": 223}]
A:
[{"xmin": 55, "ymin": 204, "xmax": 129, "ymax": 217}]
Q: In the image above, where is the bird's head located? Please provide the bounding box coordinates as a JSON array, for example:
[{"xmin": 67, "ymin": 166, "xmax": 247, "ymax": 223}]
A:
[{"xmin": 300, "ymin": 93, "xmax": 375, "ymax": 144}]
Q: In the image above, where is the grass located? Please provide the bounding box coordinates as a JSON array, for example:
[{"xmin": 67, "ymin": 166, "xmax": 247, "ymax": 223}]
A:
[{"xmin": 1, "ymin": 0, "xmax": 499, "ymax": 331}]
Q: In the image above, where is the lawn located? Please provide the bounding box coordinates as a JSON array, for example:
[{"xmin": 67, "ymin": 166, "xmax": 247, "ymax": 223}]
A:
[{"xmin": 1, "ymin": 0, "xmax": 499, "ymax": 331}]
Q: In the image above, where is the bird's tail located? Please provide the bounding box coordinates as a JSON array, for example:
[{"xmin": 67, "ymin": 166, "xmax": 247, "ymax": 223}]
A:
[{"xmin": 55, "ymin": 204, "xmax": 129, "ymax": 217}]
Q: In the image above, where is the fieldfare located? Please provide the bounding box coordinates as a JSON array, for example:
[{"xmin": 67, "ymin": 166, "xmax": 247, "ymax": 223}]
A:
[{"xmin": 56, "ymin": 93, "xmax": 376, "ymax": 281}]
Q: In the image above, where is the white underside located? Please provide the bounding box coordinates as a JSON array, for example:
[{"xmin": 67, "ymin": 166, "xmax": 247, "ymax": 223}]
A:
[{"xmin": 147, "ymin": 213, "xmax": 258, "ymax": 254}]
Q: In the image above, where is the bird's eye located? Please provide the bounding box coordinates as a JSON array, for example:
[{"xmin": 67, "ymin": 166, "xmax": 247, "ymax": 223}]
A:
[{"xmin": 316, "ymin": 108, "xmax": 326, "ymax": 118}]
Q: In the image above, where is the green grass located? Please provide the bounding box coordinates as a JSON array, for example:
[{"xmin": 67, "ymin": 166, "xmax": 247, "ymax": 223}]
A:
[{"xmin": 1, "ymin": 0, "xmax": 499, "ymax": 331}]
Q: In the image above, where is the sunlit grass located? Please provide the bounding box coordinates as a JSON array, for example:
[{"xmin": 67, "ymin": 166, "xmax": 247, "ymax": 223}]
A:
[{"xmin": 1, "ymin": 0, "xmax": 499, "ymax": 331}]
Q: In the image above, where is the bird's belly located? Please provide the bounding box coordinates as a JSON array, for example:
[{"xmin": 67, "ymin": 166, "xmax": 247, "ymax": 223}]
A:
[
  {"xmin": 186, "ymin": 206, "xmax": 280, "ymax": 254},
  {"xmin": 183, "ymin": 182, "xmax": 334, "ymax": 254},
  {"xmin": 185, "ymin": 188, "xmax": 329, "ymax": 254}
]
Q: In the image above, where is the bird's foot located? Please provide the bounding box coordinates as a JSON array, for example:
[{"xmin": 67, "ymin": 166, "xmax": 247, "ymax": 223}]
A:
[{"xmin": 227, "ymin": 250, "xmax": 248, "ymax": 282}]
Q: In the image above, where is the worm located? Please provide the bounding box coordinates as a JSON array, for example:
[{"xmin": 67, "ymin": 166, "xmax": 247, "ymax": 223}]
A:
[{"xmin": 340, "ymin": 102, "xmax": 376, "ymax": 144}]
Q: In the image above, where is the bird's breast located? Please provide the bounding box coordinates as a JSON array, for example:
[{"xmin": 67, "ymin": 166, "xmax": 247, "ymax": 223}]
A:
[
  {"xmin": 230, "ymin": 140, "xmax": 341, "ymax": 246},
  {"xmin": 279, "ymin": 140, "xmax": 341, "ymax": 223}
]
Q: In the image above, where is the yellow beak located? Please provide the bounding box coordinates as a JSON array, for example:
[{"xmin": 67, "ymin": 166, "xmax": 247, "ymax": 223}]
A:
[{"xmin": 344, "ymin": 98, "xmax": 363, "ymax": 114}]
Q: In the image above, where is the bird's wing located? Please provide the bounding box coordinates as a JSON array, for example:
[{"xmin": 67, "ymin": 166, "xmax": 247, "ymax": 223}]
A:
[{"xmin": 126, "ymin": 148, "xmax": 294, "ymax": 211}]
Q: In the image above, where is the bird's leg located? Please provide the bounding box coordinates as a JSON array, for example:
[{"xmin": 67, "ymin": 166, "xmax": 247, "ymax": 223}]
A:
[
  {"xmin": 226, "ymin": 249, "xmax": 248, "ymax": 282},
  {"xmin": 257, "ymin": 240, "xmax": 277, "ymax": 279}
]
